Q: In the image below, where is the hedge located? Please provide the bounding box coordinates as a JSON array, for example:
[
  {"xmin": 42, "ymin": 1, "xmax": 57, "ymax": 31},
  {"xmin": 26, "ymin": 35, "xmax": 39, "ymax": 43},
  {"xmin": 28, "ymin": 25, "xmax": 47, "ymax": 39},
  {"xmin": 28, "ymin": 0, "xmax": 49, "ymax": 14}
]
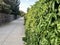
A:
[{"xmin": 23, "ymin": 0, "xmax": 60, "ymax": 45}]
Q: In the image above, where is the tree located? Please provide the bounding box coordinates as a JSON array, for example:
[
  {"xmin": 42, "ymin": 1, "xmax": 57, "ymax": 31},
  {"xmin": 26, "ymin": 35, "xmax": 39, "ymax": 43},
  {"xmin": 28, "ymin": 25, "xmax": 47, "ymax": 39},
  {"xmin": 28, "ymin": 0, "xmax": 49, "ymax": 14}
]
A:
[
  {"xmin": 0, "ymin": 0, "xmax": 11, "ymax": 14},
  {"xmin": 20, "ymin": 10, "xmax": 25, "ymax": 17},
  {"xmin": 3, "ymin": 0, "xmax": 20, "ymax": 19},
  {"xmin": 27, "ymin": 8, "xmax": 30, "ymax": 12}
]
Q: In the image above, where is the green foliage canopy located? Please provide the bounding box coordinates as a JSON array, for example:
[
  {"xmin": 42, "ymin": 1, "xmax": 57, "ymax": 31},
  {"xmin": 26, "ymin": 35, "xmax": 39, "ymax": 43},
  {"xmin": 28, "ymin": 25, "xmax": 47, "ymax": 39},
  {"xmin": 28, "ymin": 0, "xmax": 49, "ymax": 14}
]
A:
[
  {"xmin": 3, "ymin": 0, "xmax": 20, "ymax": 15},
  {"xmin": 0, "ymin": 0, "xmax": 11, "ymax": 14},
  {"xmin": 20, "ymin": 10, "xmax": 25, "ymax": 17}
]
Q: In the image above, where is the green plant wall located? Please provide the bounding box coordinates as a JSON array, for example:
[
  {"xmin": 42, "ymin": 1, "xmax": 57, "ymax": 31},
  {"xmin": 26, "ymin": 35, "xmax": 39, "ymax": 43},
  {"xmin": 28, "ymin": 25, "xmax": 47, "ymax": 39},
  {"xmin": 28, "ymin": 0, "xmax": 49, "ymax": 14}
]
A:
[{"xmin": 23, "ymin": 0, "xmax": 60, "ymax": 45}]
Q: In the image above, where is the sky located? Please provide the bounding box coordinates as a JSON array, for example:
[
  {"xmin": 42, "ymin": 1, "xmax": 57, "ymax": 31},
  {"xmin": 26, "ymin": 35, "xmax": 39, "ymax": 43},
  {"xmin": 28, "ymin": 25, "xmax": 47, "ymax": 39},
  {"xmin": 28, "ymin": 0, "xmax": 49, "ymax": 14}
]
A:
[{"xmin": 19, "ymin": 0, "xmax": 37, "ymax": 13}]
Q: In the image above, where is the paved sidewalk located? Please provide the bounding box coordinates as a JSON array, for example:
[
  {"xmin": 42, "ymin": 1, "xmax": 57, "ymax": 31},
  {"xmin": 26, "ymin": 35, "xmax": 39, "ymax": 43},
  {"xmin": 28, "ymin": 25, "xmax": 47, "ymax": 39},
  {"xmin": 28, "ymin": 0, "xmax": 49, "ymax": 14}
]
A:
[{"xmin": 0, "ymin": 17, "xmax": 25, "ymax": 45}]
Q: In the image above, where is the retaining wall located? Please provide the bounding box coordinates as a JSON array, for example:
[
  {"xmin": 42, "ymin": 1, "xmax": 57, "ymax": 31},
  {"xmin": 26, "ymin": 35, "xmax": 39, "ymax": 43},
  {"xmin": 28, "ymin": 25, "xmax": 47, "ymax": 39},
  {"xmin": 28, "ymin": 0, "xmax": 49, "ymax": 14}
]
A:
[{"xmin": 0, "ymin": 13, "xmax": 14, "ymax": 24}]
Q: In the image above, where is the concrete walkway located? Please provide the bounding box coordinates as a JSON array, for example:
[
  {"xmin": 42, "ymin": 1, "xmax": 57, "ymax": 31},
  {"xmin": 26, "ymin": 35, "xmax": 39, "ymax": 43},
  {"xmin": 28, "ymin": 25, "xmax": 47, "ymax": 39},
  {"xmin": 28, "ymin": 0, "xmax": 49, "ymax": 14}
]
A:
[{"xmin": 0, "ymin": 17, "xmax": 25, "ymax": 45}]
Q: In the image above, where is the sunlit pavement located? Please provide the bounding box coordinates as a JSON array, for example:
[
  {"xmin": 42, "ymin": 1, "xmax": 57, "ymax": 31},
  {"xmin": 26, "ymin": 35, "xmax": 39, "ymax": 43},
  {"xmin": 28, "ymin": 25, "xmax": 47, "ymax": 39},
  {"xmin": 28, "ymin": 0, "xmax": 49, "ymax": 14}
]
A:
[{"xmin": 0, "ymin": 17, "xmax": 25, "ymax": 45}]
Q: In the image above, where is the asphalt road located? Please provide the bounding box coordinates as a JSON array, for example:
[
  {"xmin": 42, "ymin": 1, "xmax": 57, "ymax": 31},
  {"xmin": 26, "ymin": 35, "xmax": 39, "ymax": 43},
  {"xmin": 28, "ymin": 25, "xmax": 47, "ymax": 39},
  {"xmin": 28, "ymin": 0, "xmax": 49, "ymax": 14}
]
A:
[{"xmin": 0, "ymin": 17, "xmax": 25, "ymax": 45}]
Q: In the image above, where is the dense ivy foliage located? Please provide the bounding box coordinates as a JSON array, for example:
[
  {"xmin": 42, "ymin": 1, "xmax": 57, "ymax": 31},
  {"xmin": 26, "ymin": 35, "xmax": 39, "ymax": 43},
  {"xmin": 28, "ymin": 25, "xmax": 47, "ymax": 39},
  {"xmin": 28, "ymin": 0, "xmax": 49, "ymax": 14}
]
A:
[{"xmin": 23, "ymin": 0, "xmax": 60, "ymax": 45}]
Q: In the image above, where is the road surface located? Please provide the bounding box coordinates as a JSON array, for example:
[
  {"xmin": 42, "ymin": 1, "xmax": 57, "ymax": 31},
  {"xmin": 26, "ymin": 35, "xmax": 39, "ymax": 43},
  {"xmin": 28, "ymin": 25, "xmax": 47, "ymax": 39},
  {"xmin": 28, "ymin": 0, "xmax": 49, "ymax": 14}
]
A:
[{"xmin": 0, "ymin": 17, "xmax": 25, "ymax": 45}]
